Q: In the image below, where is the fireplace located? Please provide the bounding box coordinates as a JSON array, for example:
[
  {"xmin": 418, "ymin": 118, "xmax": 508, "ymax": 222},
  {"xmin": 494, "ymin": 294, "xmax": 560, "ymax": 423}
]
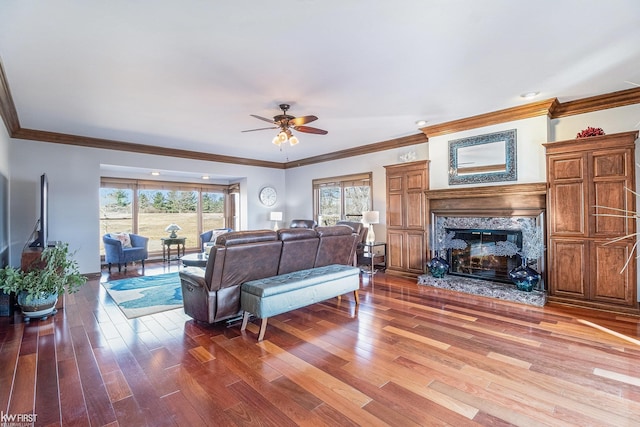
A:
[
  {"xmin": 447, "ymin": 228, "xmax": 522, "ymax": 283},
  {"xmin": 425, "ymin": 183, "xmax": 547, "ymax": 293}
]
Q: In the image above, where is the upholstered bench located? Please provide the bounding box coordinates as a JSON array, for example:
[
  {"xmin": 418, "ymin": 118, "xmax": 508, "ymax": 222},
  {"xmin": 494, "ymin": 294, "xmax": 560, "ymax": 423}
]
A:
[{"xmin": 240, "ymin": 264, "xmax": 360, "ymax": 341}]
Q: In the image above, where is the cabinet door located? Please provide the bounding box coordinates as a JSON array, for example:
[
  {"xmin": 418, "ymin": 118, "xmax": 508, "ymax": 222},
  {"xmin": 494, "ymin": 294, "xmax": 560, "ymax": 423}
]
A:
[
  {"xmin": 548, "ymin": 155, "xmax": 585, "ymax": 236},
  {"xmin": 386, "ymin": 230, "xmax": 405, "ymax": 271},
  {"xmin": 590, "ymin": 240, "xmax": 636, "ymax": 306},
  {"xmin": 387, "ymin": 193, "xmax": 404, "ymax": 228},
  {"xmin": 406, "ymin": 231, "xmax": 426, "ymax": 273},
  {"xmin": 591, "ymin": 149, "xmax": 634, "ymax": 237},
  {"xmin": 405, "ymin": 169, "xmax": 426, "ymax": 191},
  {"xmin": 405, "ymin": 191, "xmax": 423, "ymax": 229},
  {"xmin": 549, "ymin": 239, "xmax": 587, "ymax": 299}
]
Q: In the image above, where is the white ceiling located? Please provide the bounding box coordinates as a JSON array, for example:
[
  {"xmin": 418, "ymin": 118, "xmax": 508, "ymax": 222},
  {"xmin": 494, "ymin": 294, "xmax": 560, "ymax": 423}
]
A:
[{"xmin": 1, "ymin": 1, "xmax": 640, "ymax": 164}]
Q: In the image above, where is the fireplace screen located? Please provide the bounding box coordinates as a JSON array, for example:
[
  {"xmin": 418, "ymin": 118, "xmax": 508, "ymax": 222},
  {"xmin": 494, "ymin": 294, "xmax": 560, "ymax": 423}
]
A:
[{"xmin": 447, "ymin": 228, "xmax": 522, "ymax": 283}]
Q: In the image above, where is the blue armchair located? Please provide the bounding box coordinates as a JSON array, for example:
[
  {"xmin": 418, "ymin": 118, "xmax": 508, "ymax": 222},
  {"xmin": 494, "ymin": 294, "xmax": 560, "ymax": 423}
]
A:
[
  {"xmin": 200, "ymin": 228, "xmax": 233, "ymax": 251},
  {"xmin": 103, "ymin": 233, "xmax": 149, "ymax": 273}
]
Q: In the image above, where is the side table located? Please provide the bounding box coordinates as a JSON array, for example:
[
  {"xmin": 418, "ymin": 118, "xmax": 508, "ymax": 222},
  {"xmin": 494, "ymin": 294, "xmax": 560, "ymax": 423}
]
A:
[
  {"xmin": 359, "ymin": 242, "xmax": 386, "ymax": 274},
  {"xmin": 161, "ymin": 237, "xmax": 187, "ymax": 261}
]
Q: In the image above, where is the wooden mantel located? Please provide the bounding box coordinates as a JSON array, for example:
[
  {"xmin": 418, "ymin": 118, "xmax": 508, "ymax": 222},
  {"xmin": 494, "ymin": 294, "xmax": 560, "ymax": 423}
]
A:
[{"xmin": 425, "ymin": 182, "xmax": 547, "ymax": 218}]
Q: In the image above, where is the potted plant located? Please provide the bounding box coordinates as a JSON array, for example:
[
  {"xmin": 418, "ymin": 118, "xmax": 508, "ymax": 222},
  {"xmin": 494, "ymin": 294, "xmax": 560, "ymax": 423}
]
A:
[{"xmin": 0, "ymin": 243, "xmax": 86, "ymax": 320}]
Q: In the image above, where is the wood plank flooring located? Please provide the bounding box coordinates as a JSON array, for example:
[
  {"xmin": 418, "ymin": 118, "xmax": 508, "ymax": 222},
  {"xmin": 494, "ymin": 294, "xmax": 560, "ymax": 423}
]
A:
[{"xmin": 1, "ymin": 262, "xmax": 639, "ymax": 426}]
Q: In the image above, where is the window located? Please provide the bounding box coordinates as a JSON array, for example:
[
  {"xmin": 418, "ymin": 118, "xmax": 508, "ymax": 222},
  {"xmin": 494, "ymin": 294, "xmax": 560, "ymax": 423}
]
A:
[
  {"xmin": 313, "ymin": 173, "xmax": 372, "ymax": 226},
  {"xmin": 100, "ymin": 178, "xmax": 237, "ymax": 255}
]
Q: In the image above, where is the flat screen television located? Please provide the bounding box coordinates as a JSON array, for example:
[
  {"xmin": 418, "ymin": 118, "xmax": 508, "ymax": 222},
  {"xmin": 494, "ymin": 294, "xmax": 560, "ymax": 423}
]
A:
[{"xmin": 29, "ymin": 173, "xmax": 48, "ymax": 248}]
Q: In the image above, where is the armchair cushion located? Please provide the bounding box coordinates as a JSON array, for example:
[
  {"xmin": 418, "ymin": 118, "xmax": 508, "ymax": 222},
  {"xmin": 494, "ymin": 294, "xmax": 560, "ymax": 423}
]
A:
[{"xmin": 110, "ymin": 232, "xmax": 132, "ymax": 248}]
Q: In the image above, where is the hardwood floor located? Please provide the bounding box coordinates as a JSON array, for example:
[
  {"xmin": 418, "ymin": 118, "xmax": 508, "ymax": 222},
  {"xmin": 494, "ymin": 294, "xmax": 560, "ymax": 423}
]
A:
[{"xmin": 1, "ymin": 262, "xmax": 640, "ymax": 426}]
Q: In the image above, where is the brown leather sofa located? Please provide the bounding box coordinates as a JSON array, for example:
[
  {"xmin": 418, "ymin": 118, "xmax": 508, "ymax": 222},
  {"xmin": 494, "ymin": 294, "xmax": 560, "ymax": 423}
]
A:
[{"xmin": 179, "ymin": 225, "xmax": 359, "ymax": 324}]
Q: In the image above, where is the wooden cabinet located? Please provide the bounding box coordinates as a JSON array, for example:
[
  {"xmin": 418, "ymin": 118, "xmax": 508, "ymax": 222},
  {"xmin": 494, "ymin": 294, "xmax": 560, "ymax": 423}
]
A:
[
  {"xmin": 384, "ymin": 161, "xmax": 429, "ymax": 277},
  {"xmin": 544, "ymin": 131, "xmax": 639, "ymax": 313}
]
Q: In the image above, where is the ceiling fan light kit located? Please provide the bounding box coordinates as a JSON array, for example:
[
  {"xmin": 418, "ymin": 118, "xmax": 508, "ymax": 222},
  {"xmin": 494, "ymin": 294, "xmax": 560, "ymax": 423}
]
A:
[{"xmin": 245, "ymin": 103, "xmax": 327, "ymax": 148}]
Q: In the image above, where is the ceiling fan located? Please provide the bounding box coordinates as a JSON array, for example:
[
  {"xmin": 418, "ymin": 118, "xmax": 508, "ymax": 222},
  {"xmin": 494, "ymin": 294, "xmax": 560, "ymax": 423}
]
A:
[{"xmin": 242, "ymin": 103, "xmax": 328, "ymax": 146}]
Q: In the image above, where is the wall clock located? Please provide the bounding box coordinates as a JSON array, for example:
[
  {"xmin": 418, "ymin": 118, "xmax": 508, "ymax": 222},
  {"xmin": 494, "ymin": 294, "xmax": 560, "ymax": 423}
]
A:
[{"xmin": 259, "ymin": 186, "xmax": 277, "ymax": 207}]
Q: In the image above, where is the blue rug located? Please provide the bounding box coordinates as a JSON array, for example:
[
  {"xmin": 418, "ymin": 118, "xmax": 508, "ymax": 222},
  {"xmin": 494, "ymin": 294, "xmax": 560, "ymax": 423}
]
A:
[{"xmin": 102, "ymin": 272, "xmax": 183, "ymax": 319}]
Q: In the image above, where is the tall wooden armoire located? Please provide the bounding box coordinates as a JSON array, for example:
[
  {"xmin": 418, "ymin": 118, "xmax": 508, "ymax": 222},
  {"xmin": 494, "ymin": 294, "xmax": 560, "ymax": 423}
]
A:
[
  {"xmin": 384, "ymin": 160, "xmax": 429, "ymax": 277},
  {"xmin": 544, "ymin": 131, "xmax": 639, "ymax": 313}
]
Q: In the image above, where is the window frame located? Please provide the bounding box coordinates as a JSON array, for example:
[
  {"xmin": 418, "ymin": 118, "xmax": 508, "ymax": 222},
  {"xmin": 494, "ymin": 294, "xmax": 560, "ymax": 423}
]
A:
[
  {"xmin": 313, "ymin": 172, "xmax": 373, "ymax": 226},
  {"xmin": 100, "ymin": 177, "xmax": 237, "ymax": 255}
]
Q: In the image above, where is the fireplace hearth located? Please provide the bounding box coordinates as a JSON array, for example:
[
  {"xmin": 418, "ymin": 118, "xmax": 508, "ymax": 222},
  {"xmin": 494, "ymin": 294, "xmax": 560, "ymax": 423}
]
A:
[{"xmin": 417, "ymin": 274, "xmax": 547, "ymax": 306}]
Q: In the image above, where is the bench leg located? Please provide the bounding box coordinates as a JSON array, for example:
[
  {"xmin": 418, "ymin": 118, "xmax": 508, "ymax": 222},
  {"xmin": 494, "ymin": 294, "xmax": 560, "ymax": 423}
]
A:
[
  {"xmin": 258, "ymin": 318, "xmax": 269, "ymax": 342},
  {"xmin": 241, "ymin": 311, "xmax": 251, "ymax": 332},
  {"xmin": 353, "ymin": 290, "xmax": 359, "ymax": 305}
]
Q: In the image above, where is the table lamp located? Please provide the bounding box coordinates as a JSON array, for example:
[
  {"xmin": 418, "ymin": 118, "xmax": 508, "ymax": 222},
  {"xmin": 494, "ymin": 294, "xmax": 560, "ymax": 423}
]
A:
[
  {"xmin": 270, "ymin": 211, "xmax": 283, "ymax": 231},
  {"xmin": 362, "ymin": 211, "xmax": 379, "ymax": 243},
  {"xmin": 165, "ymin": 223, "xmax": 181, "ymax": 238}
]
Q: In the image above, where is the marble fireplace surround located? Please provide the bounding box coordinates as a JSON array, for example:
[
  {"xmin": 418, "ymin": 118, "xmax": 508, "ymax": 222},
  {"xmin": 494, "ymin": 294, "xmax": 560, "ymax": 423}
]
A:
[{"xmin": 421, "ymin": 183, "xmax": 548, "ymax": 304}]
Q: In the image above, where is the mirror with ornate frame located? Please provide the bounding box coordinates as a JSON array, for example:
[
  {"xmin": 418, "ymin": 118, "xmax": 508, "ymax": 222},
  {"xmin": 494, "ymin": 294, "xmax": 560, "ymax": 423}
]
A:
[{"xmin": 448, "ymin": 129, "xmax": 517, "ymax": 185}]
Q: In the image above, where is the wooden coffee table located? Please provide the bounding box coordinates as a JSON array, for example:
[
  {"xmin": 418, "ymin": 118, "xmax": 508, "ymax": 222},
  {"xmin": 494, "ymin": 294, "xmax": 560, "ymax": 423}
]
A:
[{"xmin": 181, "ymin": 252, "xmax": 208, "ymax": 267}]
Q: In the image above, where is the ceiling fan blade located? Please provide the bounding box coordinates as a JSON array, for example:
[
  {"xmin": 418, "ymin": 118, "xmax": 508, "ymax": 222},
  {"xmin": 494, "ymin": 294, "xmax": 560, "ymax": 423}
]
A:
[
  {"xmin": 241, "ymin": 126, "xmax": 279, "ymax": 133},
  {"xmin": 295, "ymin": 125, "xmax": 328, "ymax": 135},
  {"xmin": 290, "ymin": 115, "xmax": 318, "ymax": 126},
  {"xmin": 250, "ymin": 114, "xmax": 276, "ymax": 124}
]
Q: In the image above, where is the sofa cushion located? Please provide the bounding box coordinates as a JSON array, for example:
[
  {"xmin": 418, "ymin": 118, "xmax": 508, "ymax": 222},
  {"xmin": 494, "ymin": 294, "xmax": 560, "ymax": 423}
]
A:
[
  {"xmin": 217, "ymin": 230, "xmax": 277, "ymax": 246},
  {"xmin": 111, "ymin": 232, "xmax": 132, "ymax": 248},
  {"xmin": 277, "ymin": 228, "xmax": 318, "ymax": 241}
]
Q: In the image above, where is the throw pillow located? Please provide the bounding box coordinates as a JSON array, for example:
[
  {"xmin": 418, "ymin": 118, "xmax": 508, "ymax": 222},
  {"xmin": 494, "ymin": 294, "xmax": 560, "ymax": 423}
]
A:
[
  {"xmin": 209, "ymin": 229, "xmax": 229, "ymax": 244},
  {"xmin": 111, "ymin": 232, "xmax": 132, "ymax": 248}
]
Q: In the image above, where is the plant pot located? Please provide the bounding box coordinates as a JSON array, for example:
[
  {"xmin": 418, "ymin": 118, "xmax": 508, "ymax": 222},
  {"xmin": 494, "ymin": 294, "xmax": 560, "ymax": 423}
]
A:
[
  {"xmin": 508, "ymin": 263, "xmax": 540, "ymax": 292},
  {"xmin": 427, "ymin": 256, "xmax": 449, "ymax": 278},
  {"xmin": 17, "ymin": 291, "xmax": 58, "ymax": 320}
]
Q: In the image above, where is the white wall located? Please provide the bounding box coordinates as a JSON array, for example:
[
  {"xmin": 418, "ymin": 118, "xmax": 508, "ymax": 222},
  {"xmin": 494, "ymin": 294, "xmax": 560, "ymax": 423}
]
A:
[
  {"xmin": 551, "ymin": 104, "xmax": 640, "ymax": 141},
  {"xmin": 9, "ymin": 139, "xmax": 285, "ymax": 273}
]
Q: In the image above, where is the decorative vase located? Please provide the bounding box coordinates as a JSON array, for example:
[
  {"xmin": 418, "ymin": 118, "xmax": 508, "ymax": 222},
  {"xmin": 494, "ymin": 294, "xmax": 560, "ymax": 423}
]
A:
[
  {"xmin": 427, "ymin": 256, "xmax": 449, "ymax": 278},
  {"xmin": 17, "ymin": 291, "xmax": 58, "ymax": 321},
  {"xmin": 508, "ymin": 259, "xmax": 540, "ymax": 292}
]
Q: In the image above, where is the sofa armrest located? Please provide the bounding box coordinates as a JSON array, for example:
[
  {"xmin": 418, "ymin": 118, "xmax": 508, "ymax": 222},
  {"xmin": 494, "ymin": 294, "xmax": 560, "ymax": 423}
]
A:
[
  {"xmin": 129, "ymin": 233, "xmax": 149, "ymax": 249},
  {"xmin": 103, "ymin": 235, "xmax": 124, "ymax": 255},
  {"xmin": 179, "ymin": 268, "xmax": 208, "ymax": 291}
]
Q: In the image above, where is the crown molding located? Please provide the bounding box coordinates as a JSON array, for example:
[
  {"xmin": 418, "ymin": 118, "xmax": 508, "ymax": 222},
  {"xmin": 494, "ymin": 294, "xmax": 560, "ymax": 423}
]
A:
[
  {"xmin": 0, "ymin": 60, "xmax": 20, "ymax": 134},
  {"xmin": 551, "ymin": 87, "xmax": 640, "ymax": 118},
  {"xmin": 420, "ymin": 98, "xmax": 559, "ymax": 137},
  {"xmin": 283, "ymin": 133, "xmax": 427, "ymax": 168},
  {"xmin": 12, "ymin": 128, "xmax": 285, "ymax": 169},
  {"xmin": 420, "ymin": 87, "xmax": 640, "ymax": 138}
]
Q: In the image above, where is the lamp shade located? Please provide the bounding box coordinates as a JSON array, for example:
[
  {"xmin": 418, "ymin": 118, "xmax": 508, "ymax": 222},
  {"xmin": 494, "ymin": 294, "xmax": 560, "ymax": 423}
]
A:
[
  {"xmin": 165, "ymin": 224, "xmax": 181, "ymax": 232},
  {"xmin": 165, "ymin": 223, "xmax": 181, "ymax": 238},
  {"xmin": 270, "ymin": 211, "xmax": 283, "ymax": 221},
  {"xmin": 362, "ymin": 211, "xmax": 379, "ymax": 224}
]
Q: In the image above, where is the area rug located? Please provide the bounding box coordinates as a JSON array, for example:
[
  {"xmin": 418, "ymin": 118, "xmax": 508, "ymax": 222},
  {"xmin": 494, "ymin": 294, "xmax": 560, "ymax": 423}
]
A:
[{"xmin": 102, "ymin": 272, "xmax": 183, "ymax": 319}]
